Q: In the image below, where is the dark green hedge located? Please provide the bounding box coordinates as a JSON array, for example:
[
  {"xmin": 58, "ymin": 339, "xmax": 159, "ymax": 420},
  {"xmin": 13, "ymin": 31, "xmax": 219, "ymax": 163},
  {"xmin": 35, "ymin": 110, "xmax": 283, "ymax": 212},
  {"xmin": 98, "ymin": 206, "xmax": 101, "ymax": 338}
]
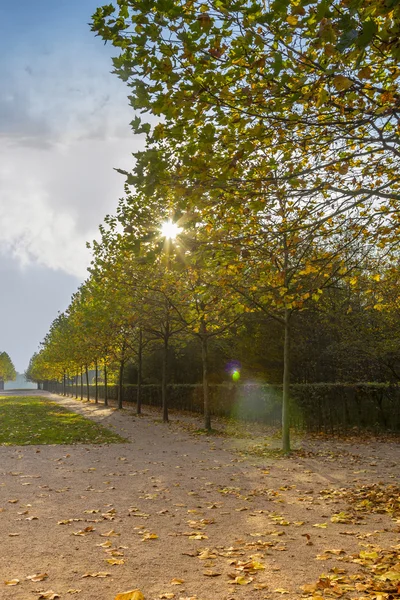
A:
[{"xmin": 46, "ymin": 380, "xmax": 400, "ymax": 433}]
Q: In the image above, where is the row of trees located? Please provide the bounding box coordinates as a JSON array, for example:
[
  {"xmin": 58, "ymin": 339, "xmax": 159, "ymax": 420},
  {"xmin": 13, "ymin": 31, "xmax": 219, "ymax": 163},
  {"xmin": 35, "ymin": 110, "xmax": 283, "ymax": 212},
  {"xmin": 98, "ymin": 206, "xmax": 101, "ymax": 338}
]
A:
[{"xmin": 28, "ymin": 0, "xmax": 400, "ymax": 451}]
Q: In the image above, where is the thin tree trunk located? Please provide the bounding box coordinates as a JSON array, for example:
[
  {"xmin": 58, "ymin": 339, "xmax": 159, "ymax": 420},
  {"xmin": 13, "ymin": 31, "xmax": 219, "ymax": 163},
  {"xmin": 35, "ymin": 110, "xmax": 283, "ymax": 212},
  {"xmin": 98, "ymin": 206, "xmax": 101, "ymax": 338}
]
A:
[
  {"xmin": 85, "ymin": 365, "xmax": 90, "ymax": 402},
  {"xmin": 63, "ymin": 370, "xmax": 66, "ymax": 396},
  {"xmin": 201, "ymin": 323, "xmax": 211, "ymax": 431},
  {"xmin": 95, "ymin": 360, "xmax": 98, "ymax": 404},
  {"xmin": 137, "ymin": 328, "xmax": 143, "ymax": 415},
  {"xmin": 162, "ymin": 336, "xmax": 169, "ymax": 422},
  {"xmin": 118, "ymin": 359, "xmax": 124, "ymax": 409},
  {"xmin": 75, "ymin": 372, "xmax": 78, "ymax": 399},
  {"xmin": 282, "ymin": 309, "xmax": 291, "ymax": 454},
  {"xmin": 104, "ymin": 361, "xmax": 108, "ymax": 406},
  {"xmin": 80, "ymin": 367, "xmax": 83, "ymax": 401}
]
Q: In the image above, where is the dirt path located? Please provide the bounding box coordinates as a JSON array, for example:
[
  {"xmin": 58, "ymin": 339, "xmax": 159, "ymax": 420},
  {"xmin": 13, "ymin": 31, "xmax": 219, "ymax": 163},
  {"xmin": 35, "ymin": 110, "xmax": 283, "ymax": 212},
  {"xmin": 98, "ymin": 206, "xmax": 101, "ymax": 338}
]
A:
[{"xmin": 0, "ymin": 392, "xmax": 399, "ymax": 600}]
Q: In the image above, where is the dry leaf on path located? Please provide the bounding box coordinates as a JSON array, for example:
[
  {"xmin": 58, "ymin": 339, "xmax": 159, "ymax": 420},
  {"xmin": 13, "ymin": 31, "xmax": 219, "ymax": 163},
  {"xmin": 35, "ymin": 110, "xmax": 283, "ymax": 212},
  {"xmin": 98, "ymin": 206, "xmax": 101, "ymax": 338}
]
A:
[
  {"xmin": 228, "ymin": 576, "xmax": 253, "ymax": 585},
  {"xmin": 4, "ymin": 579, "xmax": 19, "ymax": 586},
  {"xmin": 159, "ymin": 594, "xmax": 175, "ymax": 599},
  {"xmin": 38, "ymin": 591, "xmax": 60, "ymax": 599},
  {"xmin": 142, "ymin": 533, "xmax": 158, "ymax": 541},
  {"xmin": 202, "ymin": 570, "xmax": 221, "ymax": 577},
  {"xmin": 114, "ymin": 590, "xmax": 144, "ymax": 600},
  {"xmin": 170, "ymin": 578, "xmax": 185, "ymax": 585},
  {"xmin": 82, "ymin": 572, "xmax": 111, "ymax": 578},
  {"xmin": 106, "ymin": 558, "xmax": 125, "ymax": 565},
  {"xmin": 27, "ymin": 573, "xmax": 48, "ymax": 582},
  {"xmin": 67, "ymin": 590, "xmax": 81, "ymax": 594},
  {"xmin": 100, "ymin": 529, "xmax": 120, "ymax": 537}
]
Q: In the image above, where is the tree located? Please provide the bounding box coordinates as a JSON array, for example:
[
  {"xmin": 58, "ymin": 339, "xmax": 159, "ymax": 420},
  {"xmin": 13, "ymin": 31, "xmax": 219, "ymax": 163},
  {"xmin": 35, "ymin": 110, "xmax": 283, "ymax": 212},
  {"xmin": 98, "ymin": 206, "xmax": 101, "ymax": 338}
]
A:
[
  {"xmin": 91, "ymin": 0, "xmax": 400, "ymax": 232},
  {"xmin": 0, "ymin": 352, "xmax": 16, "ymax": 383}
]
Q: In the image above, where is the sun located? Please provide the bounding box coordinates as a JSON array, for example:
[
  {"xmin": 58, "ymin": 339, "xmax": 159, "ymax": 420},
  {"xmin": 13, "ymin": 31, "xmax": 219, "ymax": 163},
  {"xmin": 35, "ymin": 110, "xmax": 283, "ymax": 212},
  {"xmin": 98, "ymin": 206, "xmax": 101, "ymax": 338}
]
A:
[{"xmin": 160, "ymin": 220, "xmax": 182, "ymax": 240}]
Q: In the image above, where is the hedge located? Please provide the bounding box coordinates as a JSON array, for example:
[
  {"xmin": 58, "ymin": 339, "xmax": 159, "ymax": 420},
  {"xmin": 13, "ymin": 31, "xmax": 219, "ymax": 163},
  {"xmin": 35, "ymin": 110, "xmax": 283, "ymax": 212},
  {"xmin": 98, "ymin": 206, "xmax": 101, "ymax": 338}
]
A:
[{"xmin": 43, "ymin": 381, "xmax": 400, "ymax": 433}]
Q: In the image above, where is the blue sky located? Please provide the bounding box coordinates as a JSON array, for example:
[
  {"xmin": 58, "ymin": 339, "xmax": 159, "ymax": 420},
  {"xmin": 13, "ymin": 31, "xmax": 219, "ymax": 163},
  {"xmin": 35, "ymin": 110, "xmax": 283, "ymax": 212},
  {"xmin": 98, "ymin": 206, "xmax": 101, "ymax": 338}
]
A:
[{"xmin": 0, "ymin": 0, "xmax": 141, "ymax": 372}]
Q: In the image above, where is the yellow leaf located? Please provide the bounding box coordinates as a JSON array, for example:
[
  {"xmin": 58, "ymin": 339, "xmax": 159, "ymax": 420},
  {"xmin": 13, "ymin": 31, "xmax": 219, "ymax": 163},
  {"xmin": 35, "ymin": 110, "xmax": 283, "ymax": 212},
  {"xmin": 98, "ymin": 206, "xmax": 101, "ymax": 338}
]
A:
[
  {"xmin": 274, "ymin": 589, "xmax": 290, "ymax": 594},
  {"xmin": 332, "ymin": 75, "xmax": 353, "ymax": 91},
  {"xmin": 203, "ymin": 570, "xmax": 222, "ymax": 577},
  {"xmin": 232, "ymin": 576, "xmax": 253, "ymax": 585},
  {"xmin": 189, "ymin": 533, "xmax": 208, "ymax": 540},
  {"xmin": 100, "ymin": 529, "xmax": 120, "ymax": 537},
  {"xmin": 4, "ymin": 579, "xmax": 19, "ymax": 585},
  {"xmin": 313, "ymin": 523, "xmax": 328, "ymax": 528},
  {"xmin": 106, "ymin": 558, "xmax": 125, "ymax": 565},
  {"xmin": 38, "ymin": 592, "xmax": 60, "ymax": 600},
  {"xmin": 286, "ymin": 15, "xmax": 298, "ymax": 26},
  {"xmin": 26, "ymin": 573, "xmax": 48, "ymax": 582},
  {"xmin": 170, "ymin": 578, "xmax": 185, "ymax": 585},
  {"xmin": 142, "ymin": 532, "xmax": 158, "ymax": 541},
  {"xmin": 372, "ymin": 274, "xmax": 380, "ymax": 281},
  {"xmin": 82, "ymin": 572, "xmax": 111, "ymax": 578},
  {"xmin": 316, "ymin": 88, "xmax": 329, "ymax": 107},
  {"xmin": 159, "ymin": 594, "xmax": 175, "ymax": 599},
  {"xmin": 114, "ymin": 591, "xmax": 145, "ymax": 600}
]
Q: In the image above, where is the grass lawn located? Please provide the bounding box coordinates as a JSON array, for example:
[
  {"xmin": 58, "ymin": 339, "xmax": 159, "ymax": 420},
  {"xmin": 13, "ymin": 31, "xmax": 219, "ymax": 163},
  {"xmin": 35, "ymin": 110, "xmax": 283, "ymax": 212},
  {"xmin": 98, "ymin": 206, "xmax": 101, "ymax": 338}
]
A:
[{"xmin": 0, "ymin": 395, "xmax": 127, "ymax": 445}]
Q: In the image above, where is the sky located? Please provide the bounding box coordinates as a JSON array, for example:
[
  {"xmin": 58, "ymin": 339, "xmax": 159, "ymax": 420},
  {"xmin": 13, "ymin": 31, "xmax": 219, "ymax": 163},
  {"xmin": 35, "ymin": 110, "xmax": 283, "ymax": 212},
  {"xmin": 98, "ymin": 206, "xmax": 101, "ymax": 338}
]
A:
[{"xmin": 0, "ymin": 0, "xmax": 142, "ymax": 372}]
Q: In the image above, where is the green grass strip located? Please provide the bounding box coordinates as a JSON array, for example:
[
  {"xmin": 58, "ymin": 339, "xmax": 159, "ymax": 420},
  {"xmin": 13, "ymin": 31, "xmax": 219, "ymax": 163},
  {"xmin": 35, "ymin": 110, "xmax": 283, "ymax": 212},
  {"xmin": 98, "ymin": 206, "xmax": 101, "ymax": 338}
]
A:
[{"xmin": 0, "ymin": 395, "xmax": 127, "ymax": 445}]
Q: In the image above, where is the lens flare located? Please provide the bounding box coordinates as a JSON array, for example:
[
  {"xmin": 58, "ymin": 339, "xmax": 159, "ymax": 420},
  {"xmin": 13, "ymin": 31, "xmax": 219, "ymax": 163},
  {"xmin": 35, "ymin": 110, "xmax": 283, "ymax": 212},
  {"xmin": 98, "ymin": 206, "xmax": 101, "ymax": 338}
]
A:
[{"xmin": 232, "ymin": 370, "xmax": 240, "ymax": 382}]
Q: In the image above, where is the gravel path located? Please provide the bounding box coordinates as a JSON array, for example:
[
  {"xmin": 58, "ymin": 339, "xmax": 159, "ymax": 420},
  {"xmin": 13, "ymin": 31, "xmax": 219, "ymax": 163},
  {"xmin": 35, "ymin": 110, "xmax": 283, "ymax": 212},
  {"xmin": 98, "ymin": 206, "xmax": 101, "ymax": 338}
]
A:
[{"xmin": 0, "ymin": 391, "xmax": 399, "ymax": 600}]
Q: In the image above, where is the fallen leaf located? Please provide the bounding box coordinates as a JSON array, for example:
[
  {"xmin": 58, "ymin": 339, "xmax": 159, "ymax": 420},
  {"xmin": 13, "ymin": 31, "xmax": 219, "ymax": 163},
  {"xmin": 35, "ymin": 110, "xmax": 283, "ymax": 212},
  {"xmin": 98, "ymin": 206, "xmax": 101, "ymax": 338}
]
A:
[
  {"xmin": 114, "ymin": 591, "xmax": 144, "ymax": 600},
  {"xmin": 142, "ymin": 532, "xmax": 158, "ymax": 541},
  {"xmin": 100, "ymin": 529, "xmax": 120, "ymax": 537},
  {"xmin": 203, "ymin": 570, "xmax": 221, "ymax": 577},
  {"xmin": 27, "ymin": 573, "xmax": 49, "ymax": 582},
  {"xmin": 254, "ymin": 582, "xmax": 269, "ymax": 589},
  {"xmin": 38, "ymin": 591, "xmax": 60, "ymax": 599},
  {"xmin": 313, "ymin": 523, "xmax": 328, "ymax": 529},
  {"xmin": 170, "ymin": 578, "xmax": 185, "ymax": 585},
  {"xmin": 159, "ymin": 594, "xmax": 175, "ymax": 599},
  {"xmin": 228, "ymin": 576, "xmax": 253, "ymax": 585},
  {"xmin": 4, "ymin": 579, "xmax": 19, "ymax": 585},
  {"xmin": 274, "ymin": 589, "xmax": 290, "ymax": 594},
  {"xmin": 106, "ymin": 558, "xmax": 125, "ymax": 565},
  {"xmin": 67, "ymin": 590, "xmax": 81, "ymax": 594},
  {"xmin": 82, "ymin": 572, "xmax": 111, "ymax": 578}
]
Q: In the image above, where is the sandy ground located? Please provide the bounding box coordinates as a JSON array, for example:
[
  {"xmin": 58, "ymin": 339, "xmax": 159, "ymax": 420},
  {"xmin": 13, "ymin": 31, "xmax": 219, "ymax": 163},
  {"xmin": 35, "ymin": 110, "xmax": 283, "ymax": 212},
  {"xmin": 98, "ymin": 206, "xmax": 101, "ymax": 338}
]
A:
[{"xmin": 0, "ymin": 391, "xmax": 399, "ymax": 600}]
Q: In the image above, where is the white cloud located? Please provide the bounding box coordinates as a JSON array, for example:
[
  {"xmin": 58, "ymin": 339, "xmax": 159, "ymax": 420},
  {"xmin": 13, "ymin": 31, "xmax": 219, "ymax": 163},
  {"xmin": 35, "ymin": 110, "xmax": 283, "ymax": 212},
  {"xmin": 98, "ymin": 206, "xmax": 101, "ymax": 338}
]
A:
[{"xmin": 0, "ymin": 43, "xmax": 142, "ymax": 278}]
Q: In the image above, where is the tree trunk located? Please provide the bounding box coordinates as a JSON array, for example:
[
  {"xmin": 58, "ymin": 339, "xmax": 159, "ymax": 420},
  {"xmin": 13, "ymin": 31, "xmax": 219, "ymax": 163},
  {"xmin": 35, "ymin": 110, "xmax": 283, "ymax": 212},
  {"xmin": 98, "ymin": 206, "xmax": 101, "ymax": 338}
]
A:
[
  {"xmin": 162, "ymin": 336, "xmax": 169, "ymax": 423},
  {"xmin": 95, "ymin": 360, "xmax": 98, "ymax": 404},
  {"xmin": 63, "ymin": 370, "xmax": 66, "ymax": 396},
  {"xmin": 104, "ymin": 361, "xmax": 108, "ymax": 406},
  {"xmin": 201, "ymin": 324, "xmax": 211, "ymax": 431},
  {"xmin": 85, "ymin": 365, "xmax": 90, "ymax": 402},
  {"xmin": 118, "ymin": 359, "xmax": 124, "ymax": 409},
  {"xmin": 75, "ymin": 372, "xmax": 78, "ymax": 399},
  {"xmin": 137, "ymin": 328, "xmax": 143, "ymax": 415},
  {"xmin": 282, "ymin": 310, "xmax": 291, "ymax": 454},
  {"xmin": 80, "ymin": 367, "xmax": 83, "ymax": 401}
]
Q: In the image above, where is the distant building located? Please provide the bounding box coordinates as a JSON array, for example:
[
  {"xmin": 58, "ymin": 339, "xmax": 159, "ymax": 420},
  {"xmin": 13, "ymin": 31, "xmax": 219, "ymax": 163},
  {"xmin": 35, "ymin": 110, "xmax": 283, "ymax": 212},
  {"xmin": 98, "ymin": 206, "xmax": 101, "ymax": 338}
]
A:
[{"xmin": 4, "ymin": 373, "xmax": 38, "ymax": 391}]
